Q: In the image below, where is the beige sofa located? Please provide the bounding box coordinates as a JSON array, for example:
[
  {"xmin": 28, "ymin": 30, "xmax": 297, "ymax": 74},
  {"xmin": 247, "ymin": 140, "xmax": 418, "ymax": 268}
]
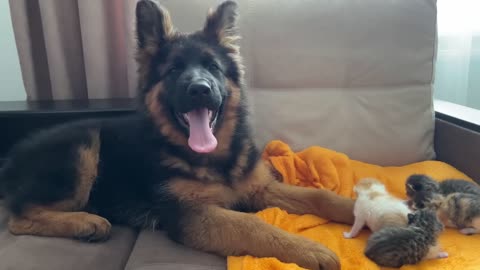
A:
[{"xmin": 1, "ymin": 0, "xmax": 479, "ymax": 269}]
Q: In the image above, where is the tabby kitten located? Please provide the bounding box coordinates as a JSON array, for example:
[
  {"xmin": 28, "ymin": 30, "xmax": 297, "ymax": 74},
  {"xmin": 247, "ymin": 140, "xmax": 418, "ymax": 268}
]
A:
[
  {"xmin": 430, "ymin": 192, "xmax": 480, "ymax": 234},
  {"xmin": 406, "ymin": 174, "xmax": 480, "ymax": 209},
  {"xmin": 364, "ymin": 209, "xmax": 447, "ymax": 268}
]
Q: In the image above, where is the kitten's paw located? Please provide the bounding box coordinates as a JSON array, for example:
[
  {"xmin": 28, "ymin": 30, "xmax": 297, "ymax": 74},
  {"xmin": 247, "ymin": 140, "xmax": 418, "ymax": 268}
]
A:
[
  {"xmin": 459, "ymin": 228, "xmax": 477, "ymax": 235},
  {"xmin": 437, "ymin": 252, "xmax": 449, "ymax": 259},
  {"xmin": 343, "ymin": 232, "xmax": 353, "ymax": 239}
]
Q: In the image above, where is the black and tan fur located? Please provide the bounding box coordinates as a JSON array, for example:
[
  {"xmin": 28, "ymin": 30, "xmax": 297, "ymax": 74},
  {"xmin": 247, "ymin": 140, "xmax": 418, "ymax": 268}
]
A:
[{"xmin": 0, "ymin": 1, "xmax": 354, "ymax": 270}]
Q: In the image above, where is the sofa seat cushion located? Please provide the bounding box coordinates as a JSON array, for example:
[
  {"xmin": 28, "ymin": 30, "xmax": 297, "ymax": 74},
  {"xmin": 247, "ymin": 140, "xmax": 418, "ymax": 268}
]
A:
[
  {"xmin": 125, "ymin": 230, "xmax": 225, "ymax": 270},
  {"xmin": 0, "ymin": 201, "xmax": 138, "ymax": 270}
]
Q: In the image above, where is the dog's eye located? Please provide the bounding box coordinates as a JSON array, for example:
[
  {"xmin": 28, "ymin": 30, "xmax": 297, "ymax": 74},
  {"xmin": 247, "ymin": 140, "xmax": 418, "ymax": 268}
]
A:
[
  {"xmin": 166, "ymin": 66, "xmax": 181, "ymax": 75},
  {"xmin": 208, "ymin": 63, "xmax": 220, "ymax": 72}
]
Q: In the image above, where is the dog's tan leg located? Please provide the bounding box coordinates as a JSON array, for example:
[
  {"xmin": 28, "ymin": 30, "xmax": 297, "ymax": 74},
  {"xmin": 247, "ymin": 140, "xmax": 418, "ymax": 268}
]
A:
[
  {"xmin": 243, "ymin": 161, "xmax": 355, "ymax": 225},
  {"xmin": 179, "ymin": 205, "xmax": 340, "ymax": 270},
  {"xmin": 259, "ymin": 181, "xmax": 355, "ymax": 224},
  {"xmin": 8, "ymin": 207, "xmax": 111, "ymax": 242}
]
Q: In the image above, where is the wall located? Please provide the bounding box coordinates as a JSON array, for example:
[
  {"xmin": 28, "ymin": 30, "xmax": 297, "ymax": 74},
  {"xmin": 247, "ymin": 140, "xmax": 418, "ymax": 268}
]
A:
[
  {"xmin": 0, "ymin": 1, "xmax": 26, "ymax": 101},
  {"xmin": 1, "ymin": 0, "xmax": 478, "ymax": 107}
]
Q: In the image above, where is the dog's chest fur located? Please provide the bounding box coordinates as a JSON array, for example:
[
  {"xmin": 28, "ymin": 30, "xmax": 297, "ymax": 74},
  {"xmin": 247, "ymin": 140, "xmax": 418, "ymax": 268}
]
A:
[{"xmin": 85, "ymin": 115, "xmax": 265, "ymax": 226}]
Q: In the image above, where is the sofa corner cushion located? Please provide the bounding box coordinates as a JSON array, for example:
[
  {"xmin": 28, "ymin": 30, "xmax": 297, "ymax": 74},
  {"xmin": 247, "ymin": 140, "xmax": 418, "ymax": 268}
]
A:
[{"xmin": 125, "ymin": 230, "xmax": 225, "ymax": 270}]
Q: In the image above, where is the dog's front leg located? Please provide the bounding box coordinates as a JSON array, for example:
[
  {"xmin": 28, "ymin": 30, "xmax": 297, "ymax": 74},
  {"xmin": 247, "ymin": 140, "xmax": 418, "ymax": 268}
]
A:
[
  {"xmin": 175, "ymin": 205, "xmax": 340, "ymax": 270},
  {"xmin": 256, "ymin": 180, "xmax": 355, "ymax": 224},
  {"xmin": 245, "ymin": 161, "xmax": 355, "ymax": 225}
]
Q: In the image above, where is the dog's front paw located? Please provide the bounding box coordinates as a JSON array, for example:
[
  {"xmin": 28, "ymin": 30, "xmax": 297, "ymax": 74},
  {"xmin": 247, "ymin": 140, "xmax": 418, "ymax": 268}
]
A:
[
  {"xmin": 286, "ymin": 240, "xmax": 340, "ymax": 270},
  {"xmin": 74, "ymin": 213, "xmax": 112, "ymax": 242},
  {"xmin": 343, "ymin": 231, "xmax": 353, "ymax": 239},
  {"xmin": 305, "ymin": 243, "xmax": 340, "ymax": 270}
]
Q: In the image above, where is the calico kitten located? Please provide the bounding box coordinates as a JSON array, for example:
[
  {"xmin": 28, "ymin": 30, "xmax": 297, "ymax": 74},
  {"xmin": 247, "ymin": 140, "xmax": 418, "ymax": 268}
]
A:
[
  {"xmin": 343, "ymin": 178, "xmax": 410, "ymax": 239},
  {"xmin": 429, "ymin": 192, "xmax": 480, "ymax": 235},
  {"xmin": 364, "ymin": 209, "xmax": 448, "ymax": 268},
  {"xmin": 406, "ymin": 174, "xmax": 480, "ymax": 209}
]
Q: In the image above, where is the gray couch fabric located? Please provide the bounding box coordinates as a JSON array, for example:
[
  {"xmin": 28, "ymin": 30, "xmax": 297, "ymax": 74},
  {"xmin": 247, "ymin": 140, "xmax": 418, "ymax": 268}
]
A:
[
  {"xmin": 0, "ymin": 202, "xmax": 137, "ymax": 270},
  {"xmin": 125, "ymin": 231, "xmax": 225, "ymax": 270}
]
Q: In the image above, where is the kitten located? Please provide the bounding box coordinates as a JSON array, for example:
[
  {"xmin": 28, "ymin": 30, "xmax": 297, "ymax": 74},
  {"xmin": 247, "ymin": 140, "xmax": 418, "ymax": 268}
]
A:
[
  {"xmin": 343, "ymin": 178, "xmax": 410, "ymax": 239},
  {"xmin": 428, "ymin": 192, "xmax": 480, "ymax": 235},
  {"xmin": 406, "ymin": 174, "xmax": 480, "ymax": 209},
  {"xmin": 364, "ymin": 209, "xmax": 448, "ymax": 268}
]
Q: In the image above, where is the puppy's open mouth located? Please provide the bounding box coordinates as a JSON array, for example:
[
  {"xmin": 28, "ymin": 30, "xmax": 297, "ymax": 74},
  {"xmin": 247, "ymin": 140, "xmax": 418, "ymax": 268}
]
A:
[
  {"xmin": 176, "ymin": 108, "xmax": 219, "ymax": 153},
  {"xmin": 176, "ymin": 109, "xmax": 218, "ymax": 130}
]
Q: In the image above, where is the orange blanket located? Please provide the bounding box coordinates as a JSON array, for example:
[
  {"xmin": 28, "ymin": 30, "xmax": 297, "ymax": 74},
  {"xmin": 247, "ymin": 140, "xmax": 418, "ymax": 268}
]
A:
[{"xmin": 228, "ymin": 140, "xmax": 479, "ymax": 270}]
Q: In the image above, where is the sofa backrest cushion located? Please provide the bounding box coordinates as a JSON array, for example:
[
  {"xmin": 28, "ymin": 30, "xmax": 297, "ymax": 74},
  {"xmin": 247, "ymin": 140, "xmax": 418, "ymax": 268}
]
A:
[{"xmin": 159, "ymin": 0, "xmax": 437, "ymax": 165}]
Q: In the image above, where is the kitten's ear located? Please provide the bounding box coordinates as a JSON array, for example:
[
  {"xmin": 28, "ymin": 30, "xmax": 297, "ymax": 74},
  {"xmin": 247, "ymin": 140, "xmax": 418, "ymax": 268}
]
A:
[
  {"xmin": 136, "ymin": 0, "xmax": 174, "ymax": 51},
  {"xmin": 203, "ymin": 1, "xmax": 239, "ymax": 47},
  {"xmin": 407, "ymin": 213, "xmax": 415, "ymax": 224}
]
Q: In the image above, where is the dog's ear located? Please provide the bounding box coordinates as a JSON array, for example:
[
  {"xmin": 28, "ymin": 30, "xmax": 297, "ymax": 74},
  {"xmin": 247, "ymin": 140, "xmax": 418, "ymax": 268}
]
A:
[
  {"xmin": 136, "ymin": 0, "xmax": 174, "ymax": 52},
  {"xmin": 203, "ymin": 1, "xmax": 239, "ymax": 48}
]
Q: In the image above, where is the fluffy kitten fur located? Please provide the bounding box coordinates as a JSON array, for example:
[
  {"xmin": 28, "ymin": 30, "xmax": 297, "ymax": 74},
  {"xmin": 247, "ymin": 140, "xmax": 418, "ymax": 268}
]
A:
[
  {"xmin": 343, "ymin": 178, "xmax": 410, "ymax": 239},
  {"xmin": 406, "ymin": 174, "xmax": 480, "ymax": 209},
  {"xmin": 364, "ymin": 209, "xmax": 447, "ymax": 268},
  {"xmin": 406, "ymin": 174, "xmax": 480, "ymax": 234},
  {"xmin": 429, "ymin": 192, "xmax": 480, "ymax": 235}
]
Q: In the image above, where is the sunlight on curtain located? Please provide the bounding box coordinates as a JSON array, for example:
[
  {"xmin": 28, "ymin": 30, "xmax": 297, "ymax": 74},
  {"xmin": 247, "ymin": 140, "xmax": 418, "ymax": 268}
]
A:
[{"xmin": 434, "ymin": 0, "xmax": 480, "ymax": 110}]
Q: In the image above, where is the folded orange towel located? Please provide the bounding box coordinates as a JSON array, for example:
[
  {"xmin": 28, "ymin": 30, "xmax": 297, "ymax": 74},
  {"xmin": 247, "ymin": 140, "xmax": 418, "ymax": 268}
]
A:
[{"xmin": 228, "ymin": 140, "xmax": 479, "ymax": 270}]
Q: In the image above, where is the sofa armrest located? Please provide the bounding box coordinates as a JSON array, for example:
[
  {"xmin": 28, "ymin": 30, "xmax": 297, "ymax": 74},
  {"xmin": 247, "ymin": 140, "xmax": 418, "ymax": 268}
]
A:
[{"xmin": 434, "ymin": 101, "xmax": 480, "ymax": 182}]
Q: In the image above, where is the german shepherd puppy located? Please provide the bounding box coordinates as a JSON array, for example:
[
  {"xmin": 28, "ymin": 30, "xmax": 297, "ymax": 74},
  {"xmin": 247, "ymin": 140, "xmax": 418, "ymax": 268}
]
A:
[{"xmin": 0, "ymin": 1, "xmax": 354, "ymax": 269}]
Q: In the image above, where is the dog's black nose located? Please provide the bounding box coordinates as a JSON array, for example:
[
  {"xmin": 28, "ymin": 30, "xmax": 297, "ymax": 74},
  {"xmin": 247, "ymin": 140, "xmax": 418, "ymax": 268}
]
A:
[{"xmin": 187, "ymin": 81, "xmax": 211, "ymax": 97}]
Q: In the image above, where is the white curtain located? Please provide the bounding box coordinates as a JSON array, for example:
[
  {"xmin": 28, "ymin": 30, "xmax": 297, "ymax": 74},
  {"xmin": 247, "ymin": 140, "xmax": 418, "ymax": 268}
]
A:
[{"xmin": 434, "ymin": 0, "xmax": 480, "ymax": 110}]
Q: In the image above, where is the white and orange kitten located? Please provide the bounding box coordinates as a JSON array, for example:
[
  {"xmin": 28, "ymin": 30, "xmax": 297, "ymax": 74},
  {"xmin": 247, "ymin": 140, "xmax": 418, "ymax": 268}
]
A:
[{"xmin": 343, "ymin": 178, "xmax": 411, "ymax": 238}]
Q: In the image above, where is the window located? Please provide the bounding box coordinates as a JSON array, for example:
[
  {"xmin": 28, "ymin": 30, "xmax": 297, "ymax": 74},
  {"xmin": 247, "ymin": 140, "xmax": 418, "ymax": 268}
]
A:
[{"xmin": 434, "ymin": 0, "xmax": 480, "ymax": 111}]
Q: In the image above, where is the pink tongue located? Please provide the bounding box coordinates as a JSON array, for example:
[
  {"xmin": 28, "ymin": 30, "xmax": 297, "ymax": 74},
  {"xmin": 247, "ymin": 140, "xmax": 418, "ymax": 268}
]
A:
[{"xmin": 186, "ymin": 108, "xmax": 218, "ymax": 153}]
